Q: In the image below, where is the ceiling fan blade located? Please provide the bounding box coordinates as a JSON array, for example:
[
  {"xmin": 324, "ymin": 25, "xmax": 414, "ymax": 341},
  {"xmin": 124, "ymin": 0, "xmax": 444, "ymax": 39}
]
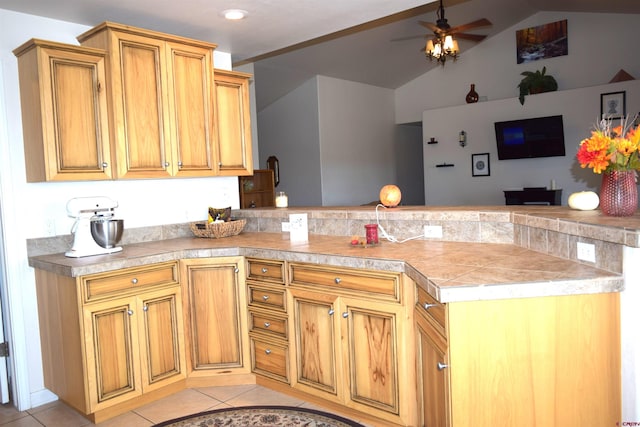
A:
[
  {"xmin": 448, "ymin": 18, "xmax": 492, "ymax": 34},
  {"xmin": 419, "ymin": 20, "xmax": 442, "ymax": 33},
  {"xmin": 454, "ymin": 32, "xmax": 487, "ymax": 42},
  {"xmin": 391, "ymin": 34, "xmax": 428, "ymax": 42}
]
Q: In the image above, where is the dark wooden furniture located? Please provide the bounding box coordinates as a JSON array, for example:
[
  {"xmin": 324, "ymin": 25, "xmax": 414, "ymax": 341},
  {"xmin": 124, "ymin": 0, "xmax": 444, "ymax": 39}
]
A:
[
  {"xmin": 239, "ymin": 169, "xmax": 275, "ymax": 208},
  {"xmin": 503, "ymin": 188, "xmax": 562, "ymax": 206}
]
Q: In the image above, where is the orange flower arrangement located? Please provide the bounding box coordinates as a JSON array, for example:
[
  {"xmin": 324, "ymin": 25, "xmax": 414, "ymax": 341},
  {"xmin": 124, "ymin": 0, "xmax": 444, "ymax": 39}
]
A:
[{"xmin": 576, "ymin": 116, "xmax": 640, "ymax": 174}]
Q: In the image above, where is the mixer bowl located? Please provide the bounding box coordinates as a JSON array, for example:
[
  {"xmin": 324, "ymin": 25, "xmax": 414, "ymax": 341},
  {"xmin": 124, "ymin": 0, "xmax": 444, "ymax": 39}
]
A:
[{"xmin": 90, "ymin": 218, "xmax": 124, "ymax": 249}]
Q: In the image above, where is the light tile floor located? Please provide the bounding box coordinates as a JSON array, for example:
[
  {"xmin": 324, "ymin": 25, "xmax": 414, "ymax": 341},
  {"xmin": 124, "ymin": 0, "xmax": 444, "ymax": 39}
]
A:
[{"xmin": 0, "ymin": 385, "xmax": 373, "ymax": 426}]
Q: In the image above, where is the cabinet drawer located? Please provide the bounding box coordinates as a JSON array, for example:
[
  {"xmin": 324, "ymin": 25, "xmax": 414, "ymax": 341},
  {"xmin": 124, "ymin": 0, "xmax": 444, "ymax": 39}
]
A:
[
  {"xmin": 248, "ymin": 285, "xmax": 286, "ymax": 312},
  {"xmin": 247, "ymin": 258, "xmax": 285, "ymax": 284},
  {"xmin": 416, "ymin": 285, "xmax": 446, "ymax": 336},
  {"xmin": 251, "ymin": 338, "xmax": 289, "ymax": 383},
  {"xmin": 289, "ymin": 263, "xmax": 400, "ymax": 301},
  {"xmin": 249, "ymin": 310, "xmax": 288, "ymax": 340},
  {"xmin": 82, "ymin": 262, "xmax": 179, "ymax": 302}
]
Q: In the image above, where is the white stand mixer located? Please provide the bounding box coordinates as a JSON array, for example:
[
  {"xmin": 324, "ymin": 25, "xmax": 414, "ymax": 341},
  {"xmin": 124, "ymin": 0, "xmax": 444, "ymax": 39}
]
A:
[{"xmin": 65, "ymin": 196, "xmax": 123, "ymax": 258}]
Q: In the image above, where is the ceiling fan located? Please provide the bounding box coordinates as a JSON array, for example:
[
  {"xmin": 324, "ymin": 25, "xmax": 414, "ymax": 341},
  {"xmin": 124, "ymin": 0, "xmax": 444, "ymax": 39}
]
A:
[
  {"xmin": 397, "ymin": 0, "xmax": 492, "ymax": 64},
  {"xmin": 419, "ymin": 0, "xmax": 492, "ymax": 44}
]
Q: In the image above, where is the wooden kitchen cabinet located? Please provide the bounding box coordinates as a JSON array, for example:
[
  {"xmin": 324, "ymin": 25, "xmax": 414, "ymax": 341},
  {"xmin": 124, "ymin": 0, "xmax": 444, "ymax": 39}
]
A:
[
  {"xmin": 180, "ymin": 257, "xmax": 250, "ymax": 377},
  {"xmin": 214, "ymin": 68, "xmax": 253, "ymax": 176},
  {"xmin": 288, "ymin": 262, "xmax": 417, "ymax": 426},
  {"xmin": 415, "ymin": 287, "xmax": 450, "ymax": 427},
  {"xmin": 34, "ymin": 261, "xmax": 186, "ymax": 423},
  {"xmin": 413, "ymin": 283, "xmax": 621, "ymax": 427},
  {"xmin": 77, "ymin": 22, "xmax": 218, "ymax": 179},
  {"xmin": 13, "ymin": 39, "xmax": 112, "ymax": 181},
  {"xmin": 246, "ymin": 258, "xmax": 290, "ymax": 383}
]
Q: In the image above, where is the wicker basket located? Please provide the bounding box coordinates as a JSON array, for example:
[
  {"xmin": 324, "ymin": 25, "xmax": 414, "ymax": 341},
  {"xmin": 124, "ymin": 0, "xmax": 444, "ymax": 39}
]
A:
[{"xmin": 190, "ymin": 219, "xmax": 246, "ymax": 239}]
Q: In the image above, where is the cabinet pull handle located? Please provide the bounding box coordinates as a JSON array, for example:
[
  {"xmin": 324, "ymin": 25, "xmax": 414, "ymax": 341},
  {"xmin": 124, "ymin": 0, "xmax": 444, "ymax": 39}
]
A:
[
  {"xmin": 264, "ymin": 322, "xmax": 271, "ymax": 328},
  {"xmin": 334, "ymin": 277, "xmax": 341, "ymax": 284},
  {"xmin": 423, "ymin": 302, "xmax": 438, "ymax": 310},
  {"xmin": 261, "ymin": 267, "xmax": 268, "ymax": 273},
  {"xmin": 328, "ymin": 308, "xmax": 335, "ymax": 316},
  {"xmin": 262, "ymin": 295, "xmax": 269, "ymax": 301},
  {"xmin": 127, "ymin": 309, "xmax": 134, "ymax": 316},
  {"xmin": 131, "ymin": 278, "xmax": 138, "ymax": 284},
  {"xmin": 437, "ymin": 362, "xmax": 448, "ymax": 371},
  {"xmin": 265, "ymin": 349, "xmax": 272, "ymax": 355},
  {"xmin": 342, "ymin": 312, "xmax": 349, "ymax": 318}
]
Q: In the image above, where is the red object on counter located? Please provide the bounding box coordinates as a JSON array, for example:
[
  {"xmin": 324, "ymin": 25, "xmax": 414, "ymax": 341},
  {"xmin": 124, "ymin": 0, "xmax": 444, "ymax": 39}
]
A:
[{"xmin": 365, "ymin": 224, "xmax": 379, "ymax": 244}]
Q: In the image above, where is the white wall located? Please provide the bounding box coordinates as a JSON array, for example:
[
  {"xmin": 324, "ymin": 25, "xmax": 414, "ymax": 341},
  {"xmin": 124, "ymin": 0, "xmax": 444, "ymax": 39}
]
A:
[
  {"xmin": 258, "ymin": 77, "xmax": 323, "ymax": 206},
  {"xmin": 422, "ymin": 80, "xmax": 640, "ymax": 205},
  {"xmin": 317, "ymin": 76, "xmax": 396, "ymax": 206},
  {"xmin": 396, "ymin": 11, "xmax": 640, "ymax": 124},
  {"xmin": 0, "ymin": 9, "xmax": 238, "ymax": 410}
]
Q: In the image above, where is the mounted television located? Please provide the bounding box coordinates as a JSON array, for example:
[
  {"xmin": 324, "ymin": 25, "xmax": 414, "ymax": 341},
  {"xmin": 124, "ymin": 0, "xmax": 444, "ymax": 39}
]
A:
[{"xmin": 494, "ymin": 115, "xmax": 566, "ymax": 160}]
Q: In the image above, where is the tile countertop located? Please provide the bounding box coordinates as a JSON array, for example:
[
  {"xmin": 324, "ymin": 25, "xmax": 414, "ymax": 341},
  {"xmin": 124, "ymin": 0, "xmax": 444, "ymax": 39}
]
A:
[{"xmin": 28, "ymin": 230, "xmax": 623, "ymax": 303}]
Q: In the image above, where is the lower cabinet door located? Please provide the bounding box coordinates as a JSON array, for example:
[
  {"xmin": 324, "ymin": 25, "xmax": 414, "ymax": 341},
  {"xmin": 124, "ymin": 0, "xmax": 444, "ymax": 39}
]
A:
[
  {"xmin": 180, "ymin": 257, "xmax": 248, "ymax": 374},
  {"xmin": 343, "ymin": 300, "xmax": 400, "ymax": 415},
  {"xmin": 416, "ymin": 311, "xmax": 450, "ymax": 427},
  {"xmin": 84, "ymin": 297, "xmax": 142, "ymax": 412},
  {"xmin": 137, "ymin": 288, "xmax": 186, "ymax": 391},
  {"xmin": 291, "ymin": 289, "xmax": 341, "ymax": 400}
]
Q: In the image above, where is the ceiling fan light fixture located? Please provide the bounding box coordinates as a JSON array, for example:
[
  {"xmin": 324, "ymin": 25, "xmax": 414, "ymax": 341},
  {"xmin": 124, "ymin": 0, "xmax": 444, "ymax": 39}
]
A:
[{"xmin": 425, "ymin": 35, "xmax": 458, "ymax": 65}]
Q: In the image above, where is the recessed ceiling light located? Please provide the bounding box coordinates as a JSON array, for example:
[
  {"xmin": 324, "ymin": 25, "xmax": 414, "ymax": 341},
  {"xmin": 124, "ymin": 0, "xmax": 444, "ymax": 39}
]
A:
[{"xmin": 222, "ymin": 9, "xmax": 248, "ymax": 20}]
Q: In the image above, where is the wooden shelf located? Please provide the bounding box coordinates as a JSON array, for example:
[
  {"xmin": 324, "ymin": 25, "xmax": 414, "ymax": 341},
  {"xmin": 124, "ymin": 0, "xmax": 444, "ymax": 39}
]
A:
[{"xmin": 239, "ymin": 169, "xmax": 275, "ymax": 208}]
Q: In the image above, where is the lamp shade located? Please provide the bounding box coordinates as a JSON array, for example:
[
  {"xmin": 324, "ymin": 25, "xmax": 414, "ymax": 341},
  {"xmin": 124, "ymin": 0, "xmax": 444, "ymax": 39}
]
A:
[{"xmin": 379, "ymin": 185, "xmax": 402, "ymax": 208}]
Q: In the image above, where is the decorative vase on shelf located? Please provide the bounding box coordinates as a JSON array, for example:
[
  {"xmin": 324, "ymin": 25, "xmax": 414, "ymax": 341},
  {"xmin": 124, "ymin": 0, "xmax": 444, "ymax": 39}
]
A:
[
  {"xmin": 599, "ymin": 170, "xmax": 638, "ymax": 216},
  {"xmin": 465, "ymin": 84, "xmax": 479, "ymax": 103}
]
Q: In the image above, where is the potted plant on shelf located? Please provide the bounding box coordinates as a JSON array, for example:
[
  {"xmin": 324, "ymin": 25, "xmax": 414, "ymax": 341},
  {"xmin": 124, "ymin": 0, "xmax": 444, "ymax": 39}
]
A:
[{"xmin": 517, "ymin": 66, "xmax": 558, "ymax": 105}]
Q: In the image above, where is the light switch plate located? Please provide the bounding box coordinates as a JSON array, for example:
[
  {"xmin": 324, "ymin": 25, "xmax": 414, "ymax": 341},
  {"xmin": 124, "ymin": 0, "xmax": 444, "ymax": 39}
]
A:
[{"xmin": 577, "ymin": 242, "xmax": 596, "ymax": 263}]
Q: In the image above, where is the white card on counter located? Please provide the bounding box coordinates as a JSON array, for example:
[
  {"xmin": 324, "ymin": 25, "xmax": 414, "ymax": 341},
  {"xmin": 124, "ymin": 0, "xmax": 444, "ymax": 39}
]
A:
[{"xmin": 289, "ymin": 213, "xmax": 308, "ymax": 242}]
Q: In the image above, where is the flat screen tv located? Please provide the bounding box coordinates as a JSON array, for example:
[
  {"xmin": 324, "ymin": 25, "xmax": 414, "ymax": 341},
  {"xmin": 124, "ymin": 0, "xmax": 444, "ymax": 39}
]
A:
[{"xmin": 494, "ymin": 115, "xmax": 565, "ymax": 160}]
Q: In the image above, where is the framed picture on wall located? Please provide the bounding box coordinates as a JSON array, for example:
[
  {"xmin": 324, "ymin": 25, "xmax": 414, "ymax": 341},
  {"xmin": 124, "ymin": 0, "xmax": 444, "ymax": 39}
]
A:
[
  {"xmin": 600, "ymin": 91, "xmax": 626, "ymax": 119},
  {"xmin": 472, "ymin": 153, "xmax": 490, "ymax": 177}
]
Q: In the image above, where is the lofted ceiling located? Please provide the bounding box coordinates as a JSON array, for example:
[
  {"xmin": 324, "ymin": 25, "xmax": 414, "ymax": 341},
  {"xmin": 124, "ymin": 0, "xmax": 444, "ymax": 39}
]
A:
[{"xmin": 2, "ymin": 0, "xmax": 639, "ymax": 110}]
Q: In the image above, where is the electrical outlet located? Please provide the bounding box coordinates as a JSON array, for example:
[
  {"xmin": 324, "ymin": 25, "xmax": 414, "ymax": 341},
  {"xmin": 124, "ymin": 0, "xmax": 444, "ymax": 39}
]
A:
[
  {"xmin": 577, "ymin": 242, "xmax": 596, "ymax": 263},
  {"xmin": 424, "ymin": 225, "xmax": 443, "ymax": 238},
  {"xmin": 281, "ymin": 222, "xmax": 290, "ymax": 232}
]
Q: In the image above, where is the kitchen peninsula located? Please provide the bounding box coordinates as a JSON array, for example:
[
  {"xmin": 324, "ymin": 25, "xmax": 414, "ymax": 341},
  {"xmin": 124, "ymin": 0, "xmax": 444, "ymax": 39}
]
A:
[{"xmin": 28, "ymin": 206, "xmax": 631, "ymax": 426}]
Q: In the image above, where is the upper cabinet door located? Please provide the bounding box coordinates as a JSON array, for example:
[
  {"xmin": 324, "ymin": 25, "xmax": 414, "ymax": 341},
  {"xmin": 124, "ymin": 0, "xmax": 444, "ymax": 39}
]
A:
[
  {"xmin": 166, "ymin": 42, "xmax": 216, "ymax": 177},
  {"xmin": 213, "ymin": 69, "xmax": 253, "ymax": 176},
  {"xmin": 14, "ymin": 40, "xmax": 112, "ymax": 182},
  {"xmin": 105, "ymin": 32, "xmax": 172, "ymax": 179}
]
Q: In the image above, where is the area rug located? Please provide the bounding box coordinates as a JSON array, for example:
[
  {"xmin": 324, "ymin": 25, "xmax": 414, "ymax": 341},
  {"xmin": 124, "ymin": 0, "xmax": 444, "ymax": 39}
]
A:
[{"xmin": 152, "ymin": 405, "xmax": 366, "ymax": 427}]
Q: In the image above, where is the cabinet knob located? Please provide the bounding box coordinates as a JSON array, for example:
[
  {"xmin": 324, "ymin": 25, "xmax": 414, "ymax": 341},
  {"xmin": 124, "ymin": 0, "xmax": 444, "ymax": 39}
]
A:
[
  {"xmin": 437, "ymin": 362, "xmax": 448, "ymax": 371},
  {"xmin": 265, "ymin": 349, "xmax": 272, "ymax": 355},
  {"xmin": 127, "ymin": 309, "xmax": 133, "ymax": 316},
  {"xmin": 261, "ymin": 267, "xmax": 268, "ymax": 273},
  {"xmin": 262, "ymin": 295, "xmax": 269, "ymax": 301},
  {"xmin": 164, "ymin": 162, "xmax": 170, "ymax": 167},
  {"xmin": 218, "ymin": 162, "xmax": 223, "ymax": 167},
  {"xmin": 334, "ymin": 277, "xmax": 341, "ymax": 284},
  {"xmin": 131, "ymin": 278, "xmax": 138, "ymax": 284},
  {"xmin": 234, "ymin": 267, "xmax": 239, "ymax": 273},
  {"xmin": 328, "ymin": 308, "xmax": 335, "ymax": 316},
  {"xmin": 177, "ymin": 161, "xmax": 183, "ymax": 167},
  {"xmin": 102, "ymin": 162, "xmax": 108, "ymax": 168},
  {"xmin": 423, "ymin": 302, "xmax": 438, "ymax": 310},
  {"xmin": 342, "ymin": 312, "xmax": 349, "ymax": 318},
  {"xmin": 143, "ymin": 305, "xmax": 148, "ymax": 312},
  {"xmin": 264, "ymin": 322, "xmax": 271, "ymax": 328}
]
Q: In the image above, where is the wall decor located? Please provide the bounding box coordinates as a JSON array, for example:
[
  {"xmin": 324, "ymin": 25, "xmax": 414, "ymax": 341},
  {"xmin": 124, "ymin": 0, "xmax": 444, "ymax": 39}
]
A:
[
  {"xmin": 600, "ymin": 91, "xmax": 626, "ymax": 119},
  {"xmin": 516, "ymin": 19, "xmax": 568, "ymax": 64},
  {"xmin": 472, "ymin": 153, "xmax": 490, "ymax": 177}
]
